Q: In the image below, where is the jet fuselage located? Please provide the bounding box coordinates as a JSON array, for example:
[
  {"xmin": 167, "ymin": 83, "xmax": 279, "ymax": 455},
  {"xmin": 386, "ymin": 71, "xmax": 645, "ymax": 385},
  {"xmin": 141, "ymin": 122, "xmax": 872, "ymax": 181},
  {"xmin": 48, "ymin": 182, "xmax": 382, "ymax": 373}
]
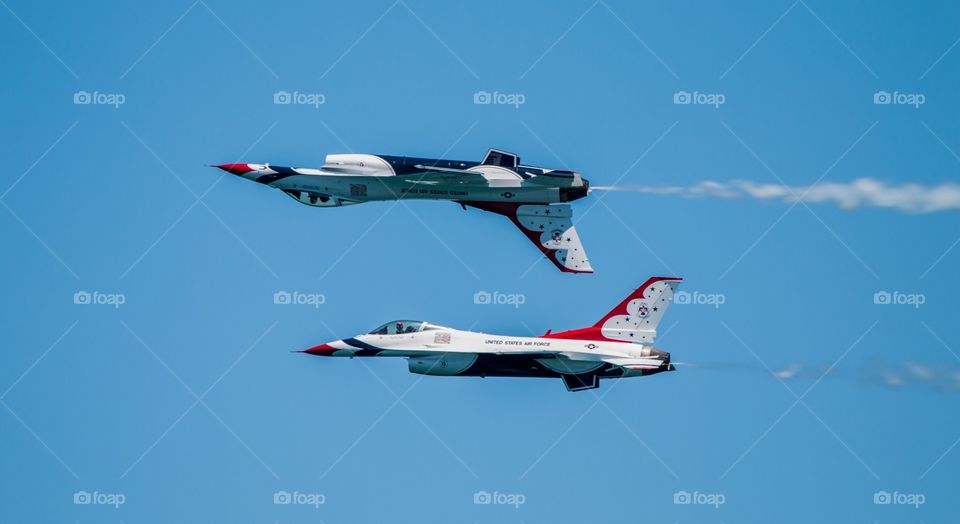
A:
[
  {"xmin": 214, "ymin": 149, "xmax": 595, "ymax": 273},
  {"xmin": 218, "ymin": 153, "xmax": 589, "ymax": 208},
  {"xmin": 302, "ymin": 276, "xmax": 682, "ymax": 391}
]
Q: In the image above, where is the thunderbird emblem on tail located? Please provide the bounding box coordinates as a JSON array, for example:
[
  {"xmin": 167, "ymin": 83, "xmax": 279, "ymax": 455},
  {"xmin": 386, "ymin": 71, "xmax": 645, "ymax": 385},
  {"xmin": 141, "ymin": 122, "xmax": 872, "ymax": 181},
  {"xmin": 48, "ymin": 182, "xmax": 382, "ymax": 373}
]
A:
[
  {"xmin": 214, "ymin": 148, "xmax": 593, "ymax": 273},
  {"xmin": 301, "ymin": 277, "xmax": 681, "ymax": 391}
]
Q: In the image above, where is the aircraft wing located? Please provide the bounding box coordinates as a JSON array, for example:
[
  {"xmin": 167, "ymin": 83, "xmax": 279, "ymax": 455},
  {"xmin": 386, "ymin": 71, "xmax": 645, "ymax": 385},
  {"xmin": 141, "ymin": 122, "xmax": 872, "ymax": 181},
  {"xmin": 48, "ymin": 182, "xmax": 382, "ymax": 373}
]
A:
[
  {"xmin": 459, "ymin": 202, "xmax": 593, "ymax": 273},
  {"xmin": 408, "ymin": 164, "xmax": 489, "ymax": 184}
]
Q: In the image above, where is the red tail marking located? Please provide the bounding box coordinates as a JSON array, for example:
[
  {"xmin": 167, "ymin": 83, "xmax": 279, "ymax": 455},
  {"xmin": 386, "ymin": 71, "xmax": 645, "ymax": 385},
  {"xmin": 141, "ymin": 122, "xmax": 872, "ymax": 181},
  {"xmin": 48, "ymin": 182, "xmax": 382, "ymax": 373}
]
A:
[
  {"xmin": 593, "ymin": 276, "xmax": 682, "ymax": 327},
  {"xmin": 543, "ymin": 276, "xmax": 683, "ymax": 342}
]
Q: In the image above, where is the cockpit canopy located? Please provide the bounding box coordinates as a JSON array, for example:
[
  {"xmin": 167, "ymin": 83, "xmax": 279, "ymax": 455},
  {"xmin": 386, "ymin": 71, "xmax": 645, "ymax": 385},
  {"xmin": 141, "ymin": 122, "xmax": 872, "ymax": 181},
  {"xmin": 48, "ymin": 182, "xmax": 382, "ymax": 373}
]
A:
[{"xmin": 368, "ymin": 320, "xmax": 439, "ymax": 335}]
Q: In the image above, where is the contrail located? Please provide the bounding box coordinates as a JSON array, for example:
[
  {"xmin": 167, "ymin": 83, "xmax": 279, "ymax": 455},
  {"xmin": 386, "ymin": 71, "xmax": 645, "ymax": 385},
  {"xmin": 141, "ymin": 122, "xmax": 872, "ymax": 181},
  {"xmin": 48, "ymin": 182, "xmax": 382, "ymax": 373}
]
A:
[
  {"xmin": 593, "ymin": 178, "xmax": 960, "ymax": 214},
  {"xmin": 679, "ymin": 359, "xmax": 960, "ymax": 393}
]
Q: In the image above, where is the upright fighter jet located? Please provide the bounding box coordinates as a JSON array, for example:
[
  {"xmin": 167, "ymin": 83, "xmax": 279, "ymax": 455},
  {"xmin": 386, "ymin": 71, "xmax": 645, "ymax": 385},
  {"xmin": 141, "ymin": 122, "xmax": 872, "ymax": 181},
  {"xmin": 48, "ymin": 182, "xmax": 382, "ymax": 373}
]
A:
[
  {"xmin": 302, "ymin": 277, "xmax": 681, "ymax": 391},
  {"xmin": 214, "ymin": 148, "xmax": 592, "ymax": 273}
]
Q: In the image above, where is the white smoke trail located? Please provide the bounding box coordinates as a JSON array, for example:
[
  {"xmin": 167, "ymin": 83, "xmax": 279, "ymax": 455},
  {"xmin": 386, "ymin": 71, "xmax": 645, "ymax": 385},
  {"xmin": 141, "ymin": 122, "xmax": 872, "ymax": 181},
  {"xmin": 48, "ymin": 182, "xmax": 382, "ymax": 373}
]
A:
[
  {"xmin": 593, "ymin": 178, "xmax": 960, "ymax": 214},
  {"xmin": 685, "ymin": 359, "xmax": 960, "ymax": 393}
]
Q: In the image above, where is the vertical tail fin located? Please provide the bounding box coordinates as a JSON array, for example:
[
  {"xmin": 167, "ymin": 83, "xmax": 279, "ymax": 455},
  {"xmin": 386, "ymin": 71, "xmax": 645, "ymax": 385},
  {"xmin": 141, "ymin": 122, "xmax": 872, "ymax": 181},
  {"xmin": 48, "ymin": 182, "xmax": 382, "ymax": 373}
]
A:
[
  {"xmin": 543, "ymin": 277, "xmax": 682, "ymax": 343},
  {"xmin": 594, "ymin": 277, "xmax": 682, "ymax": 343}
]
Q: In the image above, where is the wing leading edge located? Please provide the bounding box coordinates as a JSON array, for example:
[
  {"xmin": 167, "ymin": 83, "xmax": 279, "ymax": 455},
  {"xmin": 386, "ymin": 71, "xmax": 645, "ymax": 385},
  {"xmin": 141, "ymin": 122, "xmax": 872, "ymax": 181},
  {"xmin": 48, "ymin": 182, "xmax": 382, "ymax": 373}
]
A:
[{"xmin": 459, "ymin": 202, "xmax": 593, "ymax": 273}]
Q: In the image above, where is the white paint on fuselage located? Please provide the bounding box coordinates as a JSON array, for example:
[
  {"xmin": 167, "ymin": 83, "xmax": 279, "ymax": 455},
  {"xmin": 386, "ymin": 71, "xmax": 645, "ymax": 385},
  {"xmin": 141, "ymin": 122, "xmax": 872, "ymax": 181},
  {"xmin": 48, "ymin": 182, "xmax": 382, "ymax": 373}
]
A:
[{"xmin": 329, "ymin": 328, "xmax": 655, "ymax": 363}]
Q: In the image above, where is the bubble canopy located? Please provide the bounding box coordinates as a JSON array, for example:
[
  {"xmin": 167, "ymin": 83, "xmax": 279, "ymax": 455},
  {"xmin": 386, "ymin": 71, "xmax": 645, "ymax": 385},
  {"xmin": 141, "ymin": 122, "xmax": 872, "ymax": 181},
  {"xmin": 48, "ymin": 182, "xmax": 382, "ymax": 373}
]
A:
[{"xmin": 368, "ymin": 320, "xmax": 442, "ymax": 335}]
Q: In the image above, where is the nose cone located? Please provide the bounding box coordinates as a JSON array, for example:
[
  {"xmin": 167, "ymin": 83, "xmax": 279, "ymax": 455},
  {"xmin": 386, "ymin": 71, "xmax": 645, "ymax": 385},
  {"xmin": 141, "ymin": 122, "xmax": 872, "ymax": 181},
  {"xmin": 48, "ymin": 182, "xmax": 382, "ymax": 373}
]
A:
[
  {"xmin": 212, "ymin": 163, "xmax": 255, "ymax": 175},
  {"xmin": 302, "ymin": 343, "xmax": 337, "ymax": 356}
]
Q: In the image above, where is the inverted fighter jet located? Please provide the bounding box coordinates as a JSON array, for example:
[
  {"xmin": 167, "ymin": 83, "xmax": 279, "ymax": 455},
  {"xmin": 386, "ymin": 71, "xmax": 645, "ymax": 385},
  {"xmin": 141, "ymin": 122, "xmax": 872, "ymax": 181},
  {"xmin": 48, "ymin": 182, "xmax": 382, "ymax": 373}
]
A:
[
  {"xmin": 302, "ymin": 276, "xmax": 681, "ymax": 391},
  {"xmin": 214, "ymin": 148, "xmax": 592, "ymax": 273}
]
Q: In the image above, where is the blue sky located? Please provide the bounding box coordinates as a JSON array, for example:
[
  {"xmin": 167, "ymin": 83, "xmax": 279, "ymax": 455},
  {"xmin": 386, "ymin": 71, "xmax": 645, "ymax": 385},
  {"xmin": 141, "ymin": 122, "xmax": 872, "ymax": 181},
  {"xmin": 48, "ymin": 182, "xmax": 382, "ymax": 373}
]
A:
[{"xmin": 2, "ymin": 0, "xmax": 959, "ymax": 522}]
